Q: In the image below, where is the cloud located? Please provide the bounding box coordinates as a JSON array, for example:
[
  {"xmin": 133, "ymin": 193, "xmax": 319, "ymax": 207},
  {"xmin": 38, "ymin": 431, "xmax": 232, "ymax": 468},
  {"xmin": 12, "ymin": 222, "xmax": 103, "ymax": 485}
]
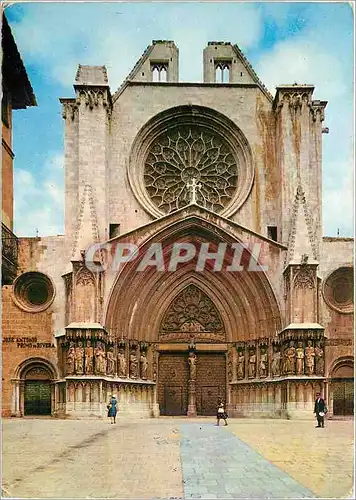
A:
[
  {"xmin": 8, "ymin": 3, "xmax": 263, "ymax": 88},
  {"xmin": 7, "ymin": 2, "xmax": 354, "ymax": 237},
  {"xmin": 323, "ymin": 165, "xmax": 354, "ymax": 237},
  {"xmin": 255, "ymin": 13, "xmax": 354, "ymax": 237},
  {"xmin": 14, "ymin": 153, "xmax": 64, "ymax": 237}
]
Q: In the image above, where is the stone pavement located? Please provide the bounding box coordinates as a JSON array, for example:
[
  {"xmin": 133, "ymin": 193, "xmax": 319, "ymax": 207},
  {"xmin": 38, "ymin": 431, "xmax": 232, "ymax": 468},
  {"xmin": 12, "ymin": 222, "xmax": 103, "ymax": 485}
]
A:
[
  {"xmin": 180, "ymin": 423, "xmax": 314, "ymax": 499},
  {"xmin": 2, "ymin": 417, "xmax": 354, "ymax": 499}
]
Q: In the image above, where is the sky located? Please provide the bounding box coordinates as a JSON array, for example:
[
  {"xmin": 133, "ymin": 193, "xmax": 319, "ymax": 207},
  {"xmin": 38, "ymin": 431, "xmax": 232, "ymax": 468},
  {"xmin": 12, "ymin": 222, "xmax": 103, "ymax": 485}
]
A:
[{"xmin": 5, "ymin": 1, "xmax": 354, "ymax": 238}]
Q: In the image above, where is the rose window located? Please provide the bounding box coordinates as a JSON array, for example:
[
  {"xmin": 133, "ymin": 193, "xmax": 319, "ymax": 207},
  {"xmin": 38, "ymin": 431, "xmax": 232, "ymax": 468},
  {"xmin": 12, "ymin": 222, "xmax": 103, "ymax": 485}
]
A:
[{"xmin": 144, "ymin": 126, "xmax": 238, "ymax": 213}]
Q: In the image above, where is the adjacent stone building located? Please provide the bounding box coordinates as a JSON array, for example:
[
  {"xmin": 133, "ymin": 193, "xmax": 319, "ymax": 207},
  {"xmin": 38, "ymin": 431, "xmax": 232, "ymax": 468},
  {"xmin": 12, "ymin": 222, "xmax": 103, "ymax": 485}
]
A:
[{"xmin": 2, "ymin": 41, "xmax": 354, "ymax": 419}]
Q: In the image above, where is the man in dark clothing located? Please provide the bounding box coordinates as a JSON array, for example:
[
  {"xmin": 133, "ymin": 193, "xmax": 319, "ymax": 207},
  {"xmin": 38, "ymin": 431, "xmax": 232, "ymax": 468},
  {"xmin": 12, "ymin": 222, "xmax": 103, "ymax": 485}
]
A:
[{"xmin": 314, "ymin": 392, "xmax": 327, "ymax": 428}]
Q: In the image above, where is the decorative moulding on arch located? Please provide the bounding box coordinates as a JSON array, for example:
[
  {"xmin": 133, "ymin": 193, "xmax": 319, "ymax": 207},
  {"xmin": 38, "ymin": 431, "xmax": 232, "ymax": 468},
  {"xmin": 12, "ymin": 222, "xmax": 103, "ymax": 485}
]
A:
[
  {"xmin": 12, "ymin": 272, "xmax": 55, "ymax": 313},
  {"xmin": 322, "ymin": 265, "xmax": 354, "ymax": 314},
  {"xmin": 128, "ymin": 105, "xmax": 254, "ymax": 218}
]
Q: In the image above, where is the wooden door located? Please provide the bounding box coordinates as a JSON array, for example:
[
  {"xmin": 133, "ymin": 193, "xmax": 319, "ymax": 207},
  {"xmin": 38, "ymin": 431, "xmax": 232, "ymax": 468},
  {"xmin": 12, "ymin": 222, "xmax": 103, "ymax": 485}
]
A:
[
  {"xmin": 196, "ymin": 353, "xmax": 226, "ymax": 416},
  {"xmin": 158, "ymin": 354, "xmax": 188, "ymax": 415}
]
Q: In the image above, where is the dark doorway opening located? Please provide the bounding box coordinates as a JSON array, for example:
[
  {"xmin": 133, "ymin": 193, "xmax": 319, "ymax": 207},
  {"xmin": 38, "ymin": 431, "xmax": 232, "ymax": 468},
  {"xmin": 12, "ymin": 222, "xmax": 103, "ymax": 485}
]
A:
[
  {"xmin": 24, "ymin": 381, "xmax": 51, "ymax": 416},
  {"xmin": 332, "ymin": 379, "xmax": 354, "ymax": 416}
]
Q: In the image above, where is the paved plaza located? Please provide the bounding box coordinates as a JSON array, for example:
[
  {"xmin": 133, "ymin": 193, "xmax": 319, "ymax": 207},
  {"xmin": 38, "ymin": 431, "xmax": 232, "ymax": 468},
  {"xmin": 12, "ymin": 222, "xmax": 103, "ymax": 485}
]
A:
[{"xmin": 2, "ymin": 417, "xmax": 354, "ymax": 499}]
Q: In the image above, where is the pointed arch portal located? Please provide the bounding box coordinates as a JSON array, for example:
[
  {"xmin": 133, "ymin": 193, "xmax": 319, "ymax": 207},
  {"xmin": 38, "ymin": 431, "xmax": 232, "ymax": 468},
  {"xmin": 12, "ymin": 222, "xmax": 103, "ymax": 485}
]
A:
[{"xmin": 104, "ymin": 216, "xmax": 281, "ymax": 415}]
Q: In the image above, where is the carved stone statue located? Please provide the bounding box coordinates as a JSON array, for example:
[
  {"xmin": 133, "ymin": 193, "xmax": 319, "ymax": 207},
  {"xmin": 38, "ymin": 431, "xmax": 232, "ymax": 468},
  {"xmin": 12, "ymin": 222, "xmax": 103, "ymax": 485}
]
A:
[
  {"xmin": 117, "ymin": 350, "xmax": 127, "ymax": 378},
  {"xmin": 129, "ymin": 350, "xmax": 139, "ymax": 379},
  {"xmin": 188, "ymin": 351, "xmax": 197, "ymax": 380},
  {"xmin": 140, "ymin": 351, "xmax": 149, "ymax": 379},
  {"xmin": 66, "ymin": 342, "xmax": 75, "ymax": 375},
  {"xmin": 315, "ymin": 341, "xmax": 324, "ymax": 375},
  {"xmin": 304, "ymin": 340, "xmax": 315, "ymax": 375},
  {"xmin": 248, "ymin": 349, "xmax": 256, "ymax": 378},
  {"xmin": 296, "ymin": 342, "xmax": 305, "ymax": 375},
  {"xmin": 283, "ymin": 341, "xmax": 296, "ymax": 374},
  {"xmin": 259, "ymin": 347, "xmax": 268, "ymax": 378},
  {"xmin": 271, "ymin": 346, "xmax": 281, "ymax": 377},
  {"xmin": 106, "ymin": 347, "xmax": 115, "ymax": 376},
  {"xmin": 95, "ymin": 342, "xmax": 106, "ymax": 375},
  {"xmin": 75, "ymin": 341, "xmax": 84, "ymax": 375},
  {"xmin": 237, "ymin": 350, "xmax": 245, "ymax": 379},
  {"xmin": 85, "ymin": 340, "xmax": 93, "ymax": 374}
]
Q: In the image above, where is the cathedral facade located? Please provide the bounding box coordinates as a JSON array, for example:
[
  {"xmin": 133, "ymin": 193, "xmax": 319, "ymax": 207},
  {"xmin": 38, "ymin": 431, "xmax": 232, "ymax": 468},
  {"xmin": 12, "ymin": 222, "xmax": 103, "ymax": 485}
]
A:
[{"xmin": 2, "ymin": 41, "xmax": 354, "ymax": 419}]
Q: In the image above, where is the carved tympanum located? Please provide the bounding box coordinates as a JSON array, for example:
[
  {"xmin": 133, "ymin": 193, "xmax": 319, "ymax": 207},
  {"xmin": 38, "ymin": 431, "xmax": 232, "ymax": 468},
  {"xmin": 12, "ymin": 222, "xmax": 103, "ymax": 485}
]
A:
[
  {"xmin": 144, "ymin": 126, "xmax": 238, "ymax": 213},
  {"xmin": 161, "ymin": 285, "xmax": 223, "ymax": 336}
]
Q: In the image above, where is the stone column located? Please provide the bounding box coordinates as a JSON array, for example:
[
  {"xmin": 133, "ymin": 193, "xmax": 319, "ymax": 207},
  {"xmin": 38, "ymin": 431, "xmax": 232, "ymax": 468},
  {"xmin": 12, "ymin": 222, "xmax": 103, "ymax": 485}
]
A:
[
  {"xmin": 19, "ymin": 380, "xmax": 25, "ymax": 417},
  {"xmin": 275, "ymin": 384, "xmax": 281, "ymax": 404},
  {"xmin": 11, "ymin": 379, "xmax": 21, "ymax": 417},
  {"xmin": 187, "ymin": 380, "xmax": 197, "ymax": 417}
]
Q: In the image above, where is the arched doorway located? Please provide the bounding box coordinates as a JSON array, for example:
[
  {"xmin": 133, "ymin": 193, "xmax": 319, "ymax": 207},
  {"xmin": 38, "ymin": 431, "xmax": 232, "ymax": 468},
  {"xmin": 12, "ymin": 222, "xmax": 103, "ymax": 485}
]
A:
[
  {"xmin": 104, "ymin": 213, "xmax": 282, "ymax": 417},
  {"xmin": 14, "ymin": 358, "xmax": 56, "ymax": 417},
  {"xmin": 330, "ymin": 358, "xmax": 354, "ymax": 416},
  {"xmin": 157, "ymin": 284, "xmax": 227, "ymax": 416}
]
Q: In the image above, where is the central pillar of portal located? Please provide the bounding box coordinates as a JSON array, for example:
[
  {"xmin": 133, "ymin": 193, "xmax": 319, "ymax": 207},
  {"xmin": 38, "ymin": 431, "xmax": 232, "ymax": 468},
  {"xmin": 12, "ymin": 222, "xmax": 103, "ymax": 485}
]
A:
[
  {"xmin": 187, "ymin": 379, "xmax": 197, "ymax": 416},
  {"xmin": 187, "ymin": 347, "xmax": 197, "ymax": 416}
]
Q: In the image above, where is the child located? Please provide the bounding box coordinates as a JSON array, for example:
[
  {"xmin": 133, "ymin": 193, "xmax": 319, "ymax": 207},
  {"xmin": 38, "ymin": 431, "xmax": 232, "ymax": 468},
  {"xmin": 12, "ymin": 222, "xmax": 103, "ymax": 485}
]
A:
[{"xmin": 216, "ymin": 400, "xmax": 228, "ymax": 426}]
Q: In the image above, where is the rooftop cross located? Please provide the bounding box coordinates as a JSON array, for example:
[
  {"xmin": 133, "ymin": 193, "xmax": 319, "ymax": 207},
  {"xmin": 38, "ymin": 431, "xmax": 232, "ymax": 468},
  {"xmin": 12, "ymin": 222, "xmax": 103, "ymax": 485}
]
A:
[{"xmin": 186, "ymin": 177, "xmax": 202, "ymax": 205}]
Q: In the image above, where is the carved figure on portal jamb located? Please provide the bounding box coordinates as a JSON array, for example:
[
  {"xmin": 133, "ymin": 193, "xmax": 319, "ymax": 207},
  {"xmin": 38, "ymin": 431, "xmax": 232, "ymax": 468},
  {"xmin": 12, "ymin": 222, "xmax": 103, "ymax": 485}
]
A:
[
  {"xmin": 314, "ymin": 341, "xmax": 324, "ymax": 375},
  {"xmin": 95, "ymin": 342, "xmax": 106, "ymax": 375},
  {"xmin": 140, "ymin": 351, "xmax": 148, "ymax": 379},
  {"xmin": 237, "ymin": 348, "xmax": 245, "ymax": 379},
  {"xmin": 248, "ymin": 348, "xmax": 256, "ymax": 378},
  {"xmin": 85, "ymin": 340, "xmax": 93, "ymax": 374},
  {"xmin": 129, "ymin": 349, "xmax": 139, "ymax": 379},
  {"xmin": 259, "ymin": 346, "xmax": 268, "ymax": 378},
  {"xmin": 75, "ymin": 341, "xmax": 84, "ymax": 375},
  {"xmin": 283, "ymin": 341, "xmax": 296, "ymax": 374},
  {"xmin": 188, "ymin": 351, "xmax": 197, "ymax": 381},
  {"xmin": 118, "ymin": 349, "xmax": 127, "ymax": 377},
  {"xmin": 305, "ymin": 340, "xmax": 315, "ymax": 375},
  {"xmin": 66, "ymin": 341, "xmax": 75, "ymax": 375},
  {"xmin": 107, "ymin": 347, "xmax": 115, "ymax": 376},
  {"xmin": 271, "ymin": 345, "xmax": 281, "ymax": 377},
  {"xmin": 296, "ymin": 342, "xmax": 305, "ymax": 375}
]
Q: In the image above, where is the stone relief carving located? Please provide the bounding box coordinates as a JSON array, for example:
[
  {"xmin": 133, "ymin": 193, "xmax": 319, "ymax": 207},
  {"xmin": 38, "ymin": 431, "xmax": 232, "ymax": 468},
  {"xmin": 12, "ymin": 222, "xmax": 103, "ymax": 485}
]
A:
[
  {"xmin": 129, "ymin": 350, "xmax": 139, "ymax": 379},
  {"xmin": 76, "ymin": 266, "xmax": 95, "ymax": 286},
  {"xmin": 117, "ymin": 350, "xmax": 127, "ymax": 378},
  {"xmin": 144, "ymin": 125, "xmax": 238, "ymax": 214},
  {"xmin": 237, "ymin": 349, "xmax": 245, "ymax": 379},
  {"xmin": 76, "ymin": 88, "xmax": 110, "ymax": 110},
  {"xmin": 304, "ymin": 340, "xmax": 315, "ymax": 375},
  {"xmin": 271, "ymin": 345, "xmax": 281, "ymax": 377},
  {"xmin": 259, "ymin": 347, "xmax": 268, "ymax": 378},
  {"xmin": 161, "ymin": 285, "xmax": 224, "ymax": 335},
  {"xmin": 294, "ymin": 266, "xmax": 315, "ymax": 289},
  {"xmin": 188, "ymin": 351, "xmax": 197, "ymax": 381},
  {"xmin": 66, "ymin": 342, "xmax": 75, "ymax": 375},
  {"xmin": 295, "ymin": 342, "xmax": 305, "ymax": 375},
  {"xmin": 85, "ymin": 341, "xmax": 93, "ymax": 374},
  {"xmin": 248, "ymin": 348, "xmax": 256, "ymax": 378},
  {"xmin": 283, "ymin": 341, "xmax": 296, "ymax": 374},
  {"xmin": 94, "ymin": 342, "xmax": 106, "ymax": 375},
  {"xmin": 106, "ymin": 347, "xmax": 115, "ymax": 376},
  {"xmin": 140, "ymin": 351, "xmax": 149, "ymax": 380},
  {"xmin": 75, "ymin": 341, "xmax": 84, "ymax": 375},
  {"xmin": 314, "ymin": 341, "xmax": 325, "ymax": 376}
]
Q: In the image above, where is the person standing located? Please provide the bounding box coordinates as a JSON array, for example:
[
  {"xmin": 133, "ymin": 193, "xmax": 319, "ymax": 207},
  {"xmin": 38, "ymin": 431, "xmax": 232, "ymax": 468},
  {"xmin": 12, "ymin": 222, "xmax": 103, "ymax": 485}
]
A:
[
  {"xmin": 216, "ymin": 399, "xmax": 228, "ymax": 426},
  {"xmin": 313, "ymin": 392, "xmax": 327, "ymax": 428},
  {"xmin": 107, "ymin": 394, "xmax": 118, "ymax": 424}
]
